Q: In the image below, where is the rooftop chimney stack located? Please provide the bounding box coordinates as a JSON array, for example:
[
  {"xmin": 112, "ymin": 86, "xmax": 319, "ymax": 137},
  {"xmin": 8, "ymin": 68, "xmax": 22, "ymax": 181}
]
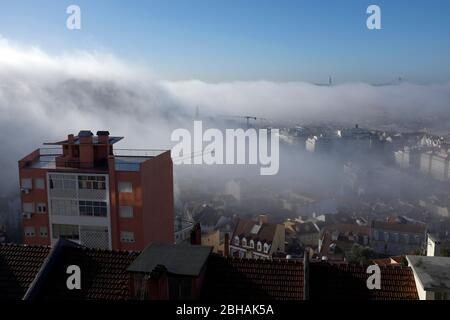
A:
[
  {"xmin": 68, "ymin": 134, "xmax": 75, "ymax": 144},
  {"xmin": 190, "ymin": 223, "xmax": 202, "ymax": 245},
  {"xmin": 78, "ymin": 130, "xmax": 94, "ymax": 168},
  {"xmin": 97, "ymin": 131, "xmax": 110, "ymax": 145},
  {"xmin": 78, "ymin": 130, "xmax": 93, "ymax": 144}
]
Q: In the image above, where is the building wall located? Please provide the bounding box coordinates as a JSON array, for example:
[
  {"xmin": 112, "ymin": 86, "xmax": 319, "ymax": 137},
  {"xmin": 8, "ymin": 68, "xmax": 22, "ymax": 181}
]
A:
[
  {"xmin": 141, "ymin": 151, "xmax": 174, "ymax": 245},
  {"xmin": 201, "ymin": 230, "xmax": 220, "ymax": 253},
  {"xmin": 19, "ymin": 168, "xmax": 50, "ymax": 246},
  {"xmin": 371, "ymin": 229, "xmax": 425, "ymax": 255},
  {"xmin": 114, "ymin": 170, "xmax": 144, "ymax": 250}
]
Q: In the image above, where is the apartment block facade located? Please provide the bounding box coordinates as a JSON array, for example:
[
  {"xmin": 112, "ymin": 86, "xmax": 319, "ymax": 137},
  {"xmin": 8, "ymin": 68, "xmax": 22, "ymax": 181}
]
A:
[{"xmin": 18, "ymin": 130, "xmax": 174, "ymax": 251}]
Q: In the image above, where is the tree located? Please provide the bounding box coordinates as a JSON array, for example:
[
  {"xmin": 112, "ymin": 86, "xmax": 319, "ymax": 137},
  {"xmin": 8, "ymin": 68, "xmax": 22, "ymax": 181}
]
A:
[{"xmin": 346, "ymin": 243, "xmax": 377, "ymax": 265}]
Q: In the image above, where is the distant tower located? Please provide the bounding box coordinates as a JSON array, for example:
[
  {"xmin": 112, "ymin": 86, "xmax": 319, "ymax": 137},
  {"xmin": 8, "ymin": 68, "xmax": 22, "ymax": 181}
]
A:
[{"xmin": 195, "ymin": 106, "xmax": 200, "ymax": 119}]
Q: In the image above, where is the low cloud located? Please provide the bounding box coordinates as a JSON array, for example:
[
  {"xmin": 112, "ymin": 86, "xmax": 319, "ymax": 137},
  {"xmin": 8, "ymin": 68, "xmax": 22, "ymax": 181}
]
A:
[{"xmin": 0, "ymin": 36, "xmax": 449, "ymax": 195}]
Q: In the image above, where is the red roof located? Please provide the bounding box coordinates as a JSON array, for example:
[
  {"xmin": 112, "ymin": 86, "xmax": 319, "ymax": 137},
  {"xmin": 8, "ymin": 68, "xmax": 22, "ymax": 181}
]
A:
[
  {"xmin": 309, "ymin": 262, "xmax": 418, "ymax": 300},
  {"xmin": 0, "ymin": 244, "xmax": 50, "ymax": 300},
  {"xmin": 232, "ymin": 218, "xmax": 278, "ymax": 243},
  {"xmin": 36, "ymin": 246, "xmax": 139, "ymax": 300},
  {"xmin": 203, "ymin": 255, "xmax": 304, "ymax": 300}
]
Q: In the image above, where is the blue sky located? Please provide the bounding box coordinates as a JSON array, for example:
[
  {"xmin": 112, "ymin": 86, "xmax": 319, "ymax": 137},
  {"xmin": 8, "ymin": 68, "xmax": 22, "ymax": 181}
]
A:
[{"xmin": 0, "ymin": 0, "xmax": 449, "ymax": 82}]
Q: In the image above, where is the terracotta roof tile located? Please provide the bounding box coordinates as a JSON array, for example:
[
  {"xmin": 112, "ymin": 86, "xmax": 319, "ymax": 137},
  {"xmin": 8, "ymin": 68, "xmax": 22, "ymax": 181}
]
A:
[
  {"xmin": 0, "ymin": 244, "xmax": 50, "ymax": 300},
  {"xmin": 203, "ymin": 255, "xmax": 304, "ymax": 300},
  {"xmin": 309, "ymin": 262, "xmax": 418, "ymax": 300},
  {"xmin": 36, "ymin": 246, "xmax": 139, "ymax": 300}
]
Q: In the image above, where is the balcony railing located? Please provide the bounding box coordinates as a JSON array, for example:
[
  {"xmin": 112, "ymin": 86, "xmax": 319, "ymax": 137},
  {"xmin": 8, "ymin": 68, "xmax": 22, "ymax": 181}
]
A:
[
  {"xmin": 113, "ymin": 149, "xmax": 167, "ymax": 157},
  {"xmin": 39, "ymin": 147, "xmax": 63, "ymax": 156}
]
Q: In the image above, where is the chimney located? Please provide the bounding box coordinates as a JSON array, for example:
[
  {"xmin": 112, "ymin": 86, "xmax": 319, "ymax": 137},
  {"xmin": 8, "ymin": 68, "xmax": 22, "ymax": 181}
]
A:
[
  {"xmin": 68, "ymin": 134, "xmax": 75, "ymax": 144},
  {"xmin": 147, "ymin": 265, "xmax": 169, "ymax": 300},
  {"xmin": 258, "ymin": 214, "xmax": 268, "ymax": 225},
  {"xmin": 78, "ymin": 130, "xmax": 94, "ymax": 168},
  {"xmin": 190, "ymin": 223, "xmax": 201, "ymax": 245},
  {"xmin": 97, "ymin": 131, "xmax": 110, "ymax": 145},
  {"xmin": 78, "ymin": 130, "xmax": 93, "ymax": 144},
  {"xmin": 224, "ymin": 233, "xmax": 230, "ymax": 257}
]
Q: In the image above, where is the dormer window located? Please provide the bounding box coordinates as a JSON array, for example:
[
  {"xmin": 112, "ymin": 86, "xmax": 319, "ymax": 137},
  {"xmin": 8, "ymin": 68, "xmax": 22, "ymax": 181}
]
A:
[
  {"xmin": 257, "ymin": 241, "xmax": 262, "ymax": 252},
  {"xmin": 242, "ymin": 238, "xmax": 247, "ymax": 247},
  {"xmin": 234, "ymin": 236, "xmax": 239, "ymax": 246},
  {"xmin": 263, "ymin": 243, "xmax": 270, "ymax": 254},
  {"xmin": 249, "ymin": 240, "xmax": 254, "ymax": 248}
]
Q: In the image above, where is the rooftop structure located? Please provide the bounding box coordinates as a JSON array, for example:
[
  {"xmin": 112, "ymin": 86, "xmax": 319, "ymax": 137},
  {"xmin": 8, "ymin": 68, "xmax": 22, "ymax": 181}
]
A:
[{"xmin": 407, "ymin": 255, "xmax": 450, "ymax": 300}]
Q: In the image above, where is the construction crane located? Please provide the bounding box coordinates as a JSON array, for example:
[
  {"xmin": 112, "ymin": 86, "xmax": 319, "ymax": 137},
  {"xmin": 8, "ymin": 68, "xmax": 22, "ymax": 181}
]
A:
[{"xmin": 220, "ymin": 115, "xmax": 267, "ymax": 128}]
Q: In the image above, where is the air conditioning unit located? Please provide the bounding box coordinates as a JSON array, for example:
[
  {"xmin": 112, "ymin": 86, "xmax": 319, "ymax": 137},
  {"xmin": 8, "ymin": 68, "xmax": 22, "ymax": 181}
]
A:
[
  {"xmin": 22, "ymin": 212, "xmax": 32, "ymax": 219},
  {"xmin": 20, "ymin": 187, "xmax": 31, "ymax": 194}
]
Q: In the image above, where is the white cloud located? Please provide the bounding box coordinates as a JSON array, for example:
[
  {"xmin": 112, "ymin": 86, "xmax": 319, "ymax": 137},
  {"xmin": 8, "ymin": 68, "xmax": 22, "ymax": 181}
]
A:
[{"xmin": 0, "ymin": 36, "xmax": 449, "ymax": 193}]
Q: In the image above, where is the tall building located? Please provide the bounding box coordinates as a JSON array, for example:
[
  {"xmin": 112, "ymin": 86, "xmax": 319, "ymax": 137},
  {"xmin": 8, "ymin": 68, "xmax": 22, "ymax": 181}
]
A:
[{"xmin": 18, "ymin": 130, "xmax": 174, "ymax": 250}]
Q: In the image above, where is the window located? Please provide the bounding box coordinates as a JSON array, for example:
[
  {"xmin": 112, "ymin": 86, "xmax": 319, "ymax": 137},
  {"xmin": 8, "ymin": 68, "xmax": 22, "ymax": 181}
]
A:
[
  {"xmin": 35, "ymin": 178, "xmax": 45, "ymax": 189},
  {"xmin": 249, "ymin": 240, "xmax": 255, "ymax": 248},
  {"xmin": 242, "ymin": 238, "xmax": 247, "ymax": 247},
  {"xmin": 49, "ymin": 174, "xmax": 76, "ymax": 189},
  {"xmin": 263, "ymin": 243, "xmax": 270, "ymax": 254},
  {"xmin": 21, "ymin": 178, "xmax": 32, "ymax": 189},
  {"xmin": 118, "ymin": 181, "xmax": 133, "ymax": 193},
  {"xmin": 257, "ymin": 241, "xmax": 262, "ymax": 252},
  {"xmin": 39, "ymin": 226, "xmax": 48, "ymax": 237},
  {"xmin": 120, "ymin": 231, "xmax": 135, "ymax": 243},
  {"xmin": 384, "ymin": 232, "xmax": 389, "ymax": 242},
  {"xmin": 373, "ymin": 230, "xmax": 379, "ymax": 241},
  {"xmin": 24, "ymin": 226, "xmax": 35, "ymax": 237},
  {"xmin": 52, "ymin": 224, "xmax": 79, "ymax": 240},
  {"xmin": 78, "ymin": 175, "xmax": 106, "ymax": 190},
  {"xmin": 234, "ymin": 236, "xmax": 239, "ymax": 246},
  {"xmin": 51, "ymin": 199, "xmax": 78, "ymax": 216},
  {"xmin": 119, "ymin": 206, "xmax": 133, "ymax": 218},
  {"xmin": 23, "ymin": 202, "xmax": 34, "ymax": 213},
  {"xmin": 79, "ymin": 201, "xmax": 107, "ymax": 217},
  {"xmin": 37, "ymin": 203, "xmax": 46, "ymax": 214}
]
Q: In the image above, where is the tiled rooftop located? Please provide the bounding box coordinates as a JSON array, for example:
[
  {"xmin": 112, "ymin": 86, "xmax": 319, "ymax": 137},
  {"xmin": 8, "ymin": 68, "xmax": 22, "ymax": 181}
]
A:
[
  {"xmin": 203, "ymin": 255, "xmax": 304, "ymax": 300},
  {"xmin": 309, "ymin": 262, "xmax": 418, "ymax": 300},
  {"xmin": 36, "ymin": 246, "xmax": 139, "ymax": 300},
  {"xmin": 0, "ymin": 244, "xmax": 50, "ymax": 300}
]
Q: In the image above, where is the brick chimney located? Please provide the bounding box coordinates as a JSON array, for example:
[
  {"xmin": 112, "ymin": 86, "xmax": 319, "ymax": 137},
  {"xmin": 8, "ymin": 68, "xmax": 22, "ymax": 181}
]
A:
[
  {"xmin": 97, "ymin": 131, "xmax": 110, "ymax": 145},
  {"xmin": 148, "ymin": 265, "xmax": 169, "ymax": 300},
  {"xmin": 190, "ymin": 223, "xmax": 201, "ymax": 245},
  {"xmin": 258, "ymin": 214, "xmax": 268, "ymax": 225},
  {"xmin": 78, "ymin": 130, "xmax": 93, "ymax": 144},
  {"xmin": 78, "ymin": 130, "xmax": 94, "ymax": 168}
]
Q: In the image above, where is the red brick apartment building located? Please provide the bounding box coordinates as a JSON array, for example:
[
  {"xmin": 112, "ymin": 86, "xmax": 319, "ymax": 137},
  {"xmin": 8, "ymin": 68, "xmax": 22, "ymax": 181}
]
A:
[{"xmin": 18, "ymin": 130, "xmax": 174, "ymax": 251}]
